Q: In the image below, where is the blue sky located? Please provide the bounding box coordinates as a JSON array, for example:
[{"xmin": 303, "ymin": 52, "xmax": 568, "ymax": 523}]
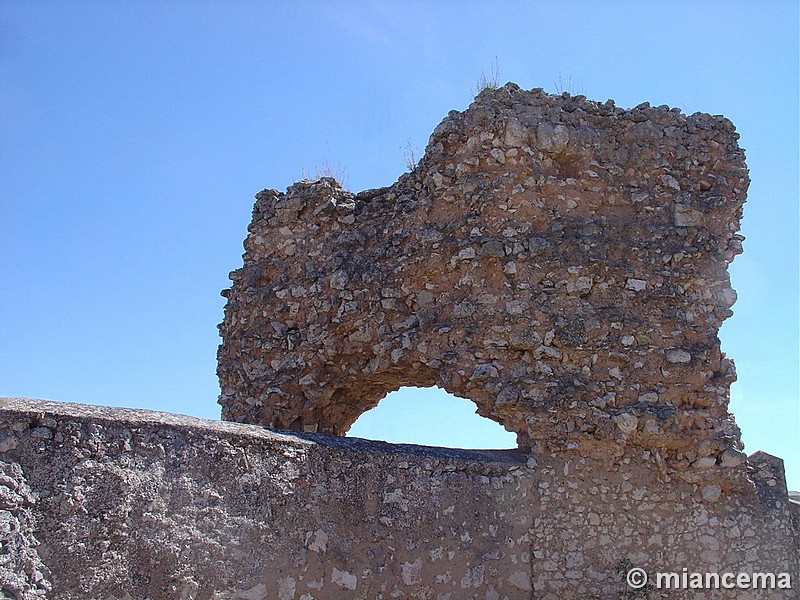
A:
[{"xmin": 1, "ymin": 2, "xmax": 797, "ymax": 489}]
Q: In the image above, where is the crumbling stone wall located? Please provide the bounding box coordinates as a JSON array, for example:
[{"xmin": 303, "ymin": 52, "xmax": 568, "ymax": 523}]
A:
[
  {"xmin": 0, "ymin": 460, "xmax": 51, "ymax": 598},
  {"xmin": 218, "ymin": 84, "xmax": 749, "ymax": 480},
  {"xmin": 1, "ymin": 398, "xmax": 797, "ymax": 599},
  {"xmin": 5, "ymin": 86, "xmax": 794, "ymax": 599}
]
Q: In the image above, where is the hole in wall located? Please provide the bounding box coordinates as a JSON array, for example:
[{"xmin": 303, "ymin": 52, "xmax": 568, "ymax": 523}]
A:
[{"xmin": 347, "ymin": 386, "xmax": 517, "ymax": 449}]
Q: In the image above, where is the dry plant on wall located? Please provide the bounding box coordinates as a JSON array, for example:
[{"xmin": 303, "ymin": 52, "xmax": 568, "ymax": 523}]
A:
[
  {"xmin": 403, "ymin": 139, "xmax": 419, "ymax": 172},
  {"xmin": 474, "ymin": 57, "xmax": 501, "ymax": 95},
  {"xmin": 553, "ymin": 74, "xmax": 586, "ymax": 96},
  {"xmin": 302, "ymin": 160, "xmax": 349, "ymax": 190}
]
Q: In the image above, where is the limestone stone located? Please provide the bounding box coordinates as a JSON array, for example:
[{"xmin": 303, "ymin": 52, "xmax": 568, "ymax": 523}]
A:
[
  {"xmin": 674, "ymin": 203, "xmax": 706, "ymax": 227},
  {"xmin": 666, "ymin": 349, "xmax": 693, "ymax": 364}
]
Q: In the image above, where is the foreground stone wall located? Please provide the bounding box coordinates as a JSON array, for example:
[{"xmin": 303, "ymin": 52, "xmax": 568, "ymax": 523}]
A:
[
  {"xmin": 218, "ymin": 84, "xmax": 749, "ymax": 479},
  {"xmin": 1, "ymin": 398, "xmax": 797, "ymax": 599}
]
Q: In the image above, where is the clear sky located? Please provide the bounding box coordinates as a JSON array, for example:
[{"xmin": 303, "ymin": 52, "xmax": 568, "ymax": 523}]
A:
[{"xmin": 1, "ymin": 2, "xmax": 797, "ymax": 489}]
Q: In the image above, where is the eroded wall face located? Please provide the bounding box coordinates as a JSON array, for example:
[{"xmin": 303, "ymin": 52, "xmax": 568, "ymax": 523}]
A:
[
  {"xmin": 218, "ymin": 84, "xmax": 749, "ymax": 476},
  {"xmin": 4, "ymin": 89, "xmax": 797, "ymax": 600},
  {"xmin": 1, "ymin": 399, "xmax": 797, "ymax": 599}
]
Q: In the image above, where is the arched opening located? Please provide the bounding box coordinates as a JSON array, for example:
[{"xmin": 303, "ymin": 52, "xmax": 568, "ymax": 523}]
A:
[{"xmin": 346, "ymin": 386, "xmax": 518, "ymax": 449}]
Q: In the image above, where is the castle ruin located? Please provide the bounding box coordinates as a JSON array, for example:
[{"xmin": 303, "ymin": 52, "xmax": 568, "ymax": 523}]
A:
[{"xmin": 2, "ymin": 84, "xmax": 797, "ymax": 599}]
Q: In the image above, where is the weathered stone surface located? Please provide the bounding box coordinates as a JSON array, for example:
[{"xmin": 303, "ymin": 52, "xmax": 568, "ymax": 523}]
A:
[
  {"xmin": 6, "ymin": 85, "xmax": 795, "ymax": 599},
  {"xmin": 1, "ymin": 398, "xmax": 798, "ymax": 599},
  {"xmin": 0, "ymin": 459, "xmax": 51, "ymax": 599},
  {"xmin": 218, "ymin": 84, "xmax": 749, "ymax": 476}
]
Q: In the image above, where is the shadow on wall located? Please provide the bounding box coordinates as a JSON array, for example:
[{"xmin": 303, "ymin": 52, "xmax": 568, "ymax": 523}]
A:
[{"xmin": 346, "ymin": 386, "xmax": 518, "ymax": 449}]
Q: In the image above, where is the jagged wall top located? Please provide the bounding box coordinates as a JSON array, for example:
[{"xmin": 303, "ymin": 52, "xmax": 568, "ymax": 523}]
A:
[{"xmin": 218, "ymin": 83, "xmax": 749, "ymax": 474}]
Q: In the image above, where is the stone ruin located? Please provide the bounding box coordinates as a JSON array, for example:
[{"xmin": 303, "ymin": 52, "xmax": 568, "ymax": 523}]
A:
[
  {"xmin": 218, "ymin": 83, "xmax": 747, "ymax": 476},
  {"xmin": 1, "ymin": 84, "xmax": 798, "ymax": 599}
]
